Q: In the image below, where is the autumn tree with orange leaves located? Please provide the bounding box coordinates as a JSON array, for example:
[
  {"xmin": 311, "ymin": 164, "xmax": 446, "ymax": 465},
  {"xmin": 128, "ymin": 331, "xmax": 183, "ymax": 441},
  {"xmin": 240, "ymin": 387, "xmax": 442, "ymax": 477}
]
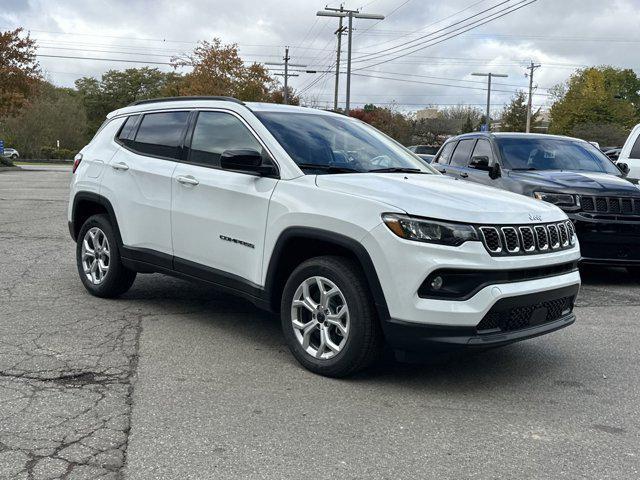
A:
[
  {"xmin": 170, "ymin": 39, "xmax": 298, "ymax": 104},
  {"xmin": 0, "ymin": 28, "xmax": 42, "ymax": 116}
]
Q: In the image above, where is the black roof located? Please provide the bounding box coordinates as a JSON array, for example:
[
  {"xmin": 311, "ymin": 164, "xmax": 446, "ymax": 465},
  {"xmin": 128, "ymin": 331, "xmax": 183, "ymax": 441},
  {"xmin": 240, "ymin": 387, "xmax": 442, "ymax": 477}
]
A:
[{"xmin": 128, "ymin": 96, "xmax": 244, "ymax": 106}]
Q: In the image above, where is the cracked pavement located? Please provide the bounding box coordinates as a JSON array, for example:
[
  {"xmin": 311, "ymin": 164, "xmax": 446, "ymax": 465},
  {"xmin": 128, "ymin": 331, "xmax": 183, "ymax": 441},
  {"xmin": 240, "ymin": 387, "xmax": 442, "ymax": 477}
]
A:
[{"xmin": 1, "ymin": 169, "xmax": 639, "ymax": 479}]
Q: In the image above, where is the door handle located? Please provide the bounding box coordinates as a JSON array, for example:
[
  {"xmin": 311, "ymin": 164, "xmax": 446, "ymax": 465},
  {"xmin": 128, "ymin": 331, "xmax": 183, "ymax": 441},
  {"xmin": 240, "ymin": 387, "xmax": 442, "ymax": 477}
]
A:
[
  {"xmin": 176, "ymin": 175, "xmax": 199, "ymax": 186},
  {"xmin": 460, "ymin": 172, "xmax": 469, "ymax": 178},
  {"xmin": 112, "ymin": 162, "xmax": 129, "ymax": 171}
]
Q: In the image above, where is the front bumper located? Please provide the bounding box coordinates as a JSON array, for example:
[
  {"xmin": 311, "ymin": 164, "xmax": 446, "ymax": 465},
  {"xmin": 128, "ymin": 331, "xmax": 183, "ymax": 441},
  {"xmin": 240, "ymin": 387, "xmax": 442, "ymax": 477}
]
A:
[
  {"xmin": 571, "ymin": 213, "xmax": 640, "ymax": 265},
  {"xmin": 383, "ymin": 284, "xmax": 578, "ymax": 352}
]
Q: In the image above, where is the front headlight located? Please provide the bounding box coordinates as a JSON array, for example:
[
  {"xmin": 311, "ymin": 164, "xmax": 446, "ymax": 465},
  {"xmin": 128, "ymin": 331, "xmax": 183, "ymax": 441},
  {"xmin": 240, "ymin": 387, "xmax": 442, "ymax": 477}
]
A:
[
  {"xmin": 382, "ymin": 213, "xmax": 479, "ymax": 246},
  {"xmin": 533, "ymin": 191, "xmax": 577, "ymax": 208}
]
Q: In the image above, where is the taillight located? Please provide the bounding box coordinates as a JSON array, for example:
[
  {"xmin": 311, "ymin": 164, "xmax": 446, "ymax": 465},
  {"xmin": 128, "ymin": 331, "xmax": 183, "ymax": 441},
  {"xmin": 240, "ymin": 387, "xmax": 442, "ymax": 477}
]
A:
[{"xmin": 72, "ymin": 153, "xmax": 83, "ymax": 173}]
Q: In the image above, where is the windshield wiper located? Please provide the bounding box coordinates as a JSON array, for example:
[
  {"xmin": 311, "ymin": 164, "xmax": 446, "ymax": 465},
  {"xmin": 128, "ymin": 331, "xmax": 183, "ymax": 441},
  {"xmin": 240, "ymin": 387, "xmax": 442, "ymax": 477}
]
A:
[
  {"xmin": 297, "ymin": 163, "xmax": 360, "ymax": 173},
  {"xmin": 367, "ymin": 167, "xmax": 427, "ymax": 174},
  {"xmin": 511, "ymin": 167, "xmax": 539, "ymax": 171}
]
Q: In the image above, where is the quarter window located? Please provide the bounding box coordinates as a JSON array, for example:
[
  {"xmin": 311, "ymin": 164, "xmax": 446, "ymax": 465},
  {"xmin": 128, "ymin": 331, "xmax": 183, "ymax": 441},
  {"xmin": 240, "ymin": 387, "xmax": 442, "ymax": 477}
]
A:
[
  {"xmin": 117, "ymin": 115, "xmax": 140, "ymax": 147},
  {"xmin": 630, "ymin": 135, "xmax": 640, "ymax": 159},
  {"xmin": 131, "ymin": 111, "xmax": 189, "ymax": 159},
  {"xmin": 188, "ymin": 111, "xmax": 263, "ymax": 167},
  {"xmin": 435, "ymin": 142, "xmax": 455, "ymax": 164},
  {"xmin": 450, "ymin": 139, "xmax": 476, "ymax": 167}
]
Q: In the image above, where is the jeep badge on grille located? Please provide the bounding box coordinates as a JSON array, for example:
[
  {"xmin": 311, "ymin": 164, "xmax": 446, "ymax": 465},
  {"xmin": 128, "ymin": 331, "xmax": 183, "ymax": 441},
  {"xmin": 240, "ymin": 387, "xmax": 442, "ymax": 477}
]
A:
[{"xmin": 528, "ymin": 214, "xmax": 542, "ymax": 222}]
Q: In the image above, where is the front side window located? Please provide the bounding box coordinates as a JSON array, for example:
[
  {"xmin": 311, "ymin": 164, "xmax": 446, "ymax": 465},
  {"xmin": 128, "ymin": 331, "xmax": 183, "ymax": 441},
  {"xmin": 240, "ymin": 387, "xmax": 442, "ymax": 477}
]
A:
[
  {"xmin": 472, "ymin": 139, "xmax": 494, "ymax": 163},
  {"xmin": 254, "ymin": 111, "xmax": 433, "ymax": 174},
  {"xmin": 132, "ymin": 111, "xmax": 189, "ymax": 159},
  {"xmin": 450, "ymin": 139, "xmax": 476, "ymax": 167},
  {"xmin": 189, "ymin": 111, "xmax": 263, "ymax": 167},
  {"xmin": 496, "ymin": 137, "xmax": 621, "ymax": 175}
]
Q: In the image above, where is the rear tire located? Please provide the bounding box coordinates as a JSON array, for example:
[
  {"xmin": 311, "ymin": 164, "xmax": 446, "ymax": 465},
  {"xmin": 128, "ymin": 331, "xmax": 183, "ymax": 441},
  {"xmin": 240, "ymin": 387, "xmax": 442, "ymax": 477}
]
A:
[
  {"xmin": 76, "ymin": 214, "xmax": 136, "ymax": 298},
  {"xmin": 280, "ymin": 255, "xmax": 383, "ymax": 377}
]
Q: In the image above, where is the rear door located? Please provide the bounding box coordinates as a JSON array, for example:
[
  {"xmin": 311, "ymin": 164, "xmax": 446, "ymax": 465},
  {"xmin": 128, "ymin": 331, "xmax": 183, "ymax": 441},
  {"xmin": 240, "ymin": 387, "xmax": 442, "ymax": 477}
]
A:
[
  {"xmin": 171, "ymin": 110, "xmax": 278, "ymax": 286},
  {"xmin": 432, "ymin": 141, "xmax": 456, "ymax": 174},
  {"xmin": 444, "ymin": 138, "xmax": 476, "ymax": 179},
  {"xmin": 101, "ymin": 111, "xmax": 188, "ymax": 262}
]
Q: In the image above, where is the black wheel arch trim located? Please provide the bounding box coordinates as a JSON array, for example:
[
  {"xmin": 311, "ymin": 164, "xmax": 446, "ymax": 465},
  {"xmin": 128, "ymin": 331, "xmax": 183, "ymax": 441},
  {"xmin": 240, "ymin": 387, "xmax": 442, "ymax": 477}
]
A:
[
  {"xmin": 264, "ymin": 226, "xmax": 391, "ymax": 321},
  {"xmin": 70, "ymin": 192, "xmax": 124, "ymax": 247}
]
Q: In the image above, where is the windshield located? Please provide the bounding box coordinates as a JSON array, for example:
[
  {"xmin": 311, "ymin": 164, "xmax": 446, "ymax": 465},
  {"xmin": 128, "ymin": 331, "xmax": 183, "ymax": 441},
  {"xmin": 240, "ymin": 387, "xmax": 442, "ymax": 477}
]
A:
[
  {"xmin": 496, "ymin": 137, "xmax": 620, "ymax": 175},
  {"xmin": 254, "ymin": 111, "xmax": 434, "ymax": 174}
]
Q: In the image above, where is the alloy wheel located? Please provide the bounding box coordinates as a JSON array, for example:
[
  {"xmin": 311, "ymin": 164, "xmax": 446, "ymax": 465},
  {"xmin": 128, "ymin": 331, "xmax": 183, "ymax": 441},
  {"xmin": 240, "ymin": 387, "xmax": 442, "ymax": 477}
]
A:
[
  {"xmin": 290, "ymin": 276, "xmax": 350, "ymax": 360},
  {"xmin": 81, "ymin": 227, "xmax": 110, "ymax": 285}
]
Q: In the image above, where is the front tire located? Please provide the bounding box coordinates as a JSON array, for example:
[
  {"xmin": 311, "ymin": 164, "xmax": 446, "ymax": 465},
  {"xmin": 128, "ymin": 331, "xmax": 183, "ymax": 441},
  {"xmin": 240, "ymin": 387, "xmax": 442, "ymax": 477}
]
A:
[
  {"xmin": 280, "ymin": 256, "xmax": 383, "ymax": 377},
  {"xmin": 627, "ymin": 266, "xmax": 640, "ymax": 280},
  {"xmin": 76, "ymin": 214, "xmax": 136, "ymax": 298}
]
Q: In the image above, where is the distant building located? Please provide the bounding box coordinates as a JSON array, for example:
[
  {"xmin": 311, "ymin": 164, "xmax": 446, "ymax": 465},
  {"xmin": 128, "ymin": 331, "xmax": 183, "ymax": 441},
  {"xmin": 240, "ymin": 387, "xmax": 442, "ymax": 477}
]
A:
[{"xmin": 415, "ymin": 108, "xmax": 439, "ymax": 120}]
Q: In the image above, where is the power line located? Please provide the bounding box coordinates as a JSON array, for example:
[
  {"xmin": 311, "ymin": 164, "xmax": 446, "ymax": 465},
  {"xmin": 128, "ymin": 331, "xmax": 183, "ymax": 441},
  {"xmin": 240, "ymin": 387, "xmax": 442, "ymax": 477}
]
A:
[
  {"xmin": 351, "ymin": 0, "xmax": 512, "ymax": 63},
  {"xmin": 352, "ymin": 0, "xmax": 538, "ymax": 71}
]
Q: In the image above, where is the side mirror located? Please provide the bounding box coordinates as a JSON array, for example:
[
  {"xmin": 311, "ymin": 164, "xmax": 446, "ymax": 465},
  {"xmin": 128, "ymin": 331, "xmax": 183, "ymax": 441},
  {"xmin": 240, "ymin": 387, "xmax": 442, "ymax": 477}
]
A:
[
  {"xmin": 469, "ymin": 155, "xmax": 490, "ymax": 171},
  {"xmin": 618, "ymin": 162, "xmax": 630, "ymax": 176},
  {"xmin": 220, "ymin": 149, "xmax": 277, "ymax": 176},
  {"xmin": 489, "ymin": 162, "xmax": 501, "ymax": 180}
]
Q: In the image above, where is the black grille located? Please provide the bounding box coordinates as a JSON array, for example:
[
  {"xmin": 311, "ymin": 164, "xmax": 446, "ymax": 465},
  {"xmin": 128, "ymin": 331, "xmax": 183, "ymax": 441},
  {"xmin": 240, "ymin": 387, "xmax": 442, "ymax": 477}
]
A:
[
  {"xmin": 479, "ymin": 221, "xmax": 575, "ymax": 256},
  {"xmin": 480, "ymin": 227, "xmax": 501, "ymax": 252},
  {"xmin": 502, "ymin": 227, "xmax": 519, "ymax": 252},
  {"xmin": 477, "ymin": 295, "xmax": 575, "ymax": 333},
  {"xmin": 581, "ymin": 197, "xmax": 594, "ymax": 210},
  {"xmin": 581, "ymin": 195, "xmax": 640, "ymax": 215},
  {"xmin": 519, "ymin": 227, "xmax": 535, "ymax": 251}
]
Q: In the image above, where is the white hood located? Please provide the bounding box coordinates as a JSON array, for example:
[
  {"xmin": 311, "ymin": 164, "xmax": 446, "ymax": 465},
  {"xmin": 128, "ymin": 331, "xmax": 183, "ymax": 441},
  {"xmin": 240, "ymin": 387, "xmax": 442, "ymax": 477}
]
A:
[{"xmin": 316, "ymin": 173, "xmax": 566, "ymax": 225}]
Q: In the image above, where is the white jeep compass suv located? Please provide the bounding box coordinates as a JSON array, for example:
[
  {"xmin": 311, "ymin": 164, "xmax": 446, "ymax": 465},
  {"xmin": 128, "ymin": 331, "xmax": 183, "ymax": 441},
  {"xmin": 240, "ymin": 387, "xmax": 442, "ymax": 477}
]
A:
[{"xmin": 68, "ymin": 97, "xmax": 581, "ymax": 377}]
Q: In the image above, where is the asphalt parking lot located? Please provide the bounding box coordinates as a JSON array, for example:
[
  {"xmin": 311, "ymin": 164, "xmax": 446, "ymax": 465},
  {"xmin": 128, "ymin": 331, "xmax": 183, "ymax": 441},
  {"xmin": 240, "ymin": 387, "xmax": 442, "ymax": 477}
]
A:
[{"xmin": 1, "ymin": 169, "xmax": 639, "ymax": 479}]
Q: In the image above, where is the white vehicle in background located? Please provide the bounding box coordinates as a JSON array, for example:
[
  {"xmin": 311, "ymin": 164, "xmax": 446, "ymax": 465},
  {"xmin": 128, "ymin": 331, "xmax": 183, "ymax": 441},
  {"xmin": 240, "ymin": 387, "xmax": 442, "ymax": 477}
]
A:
[
  {"xmin": 619, "ymin": 124, "xmax": 640, "ymax": 181},
  {"xmin": 2, "ymin": 148, "xmax": 19, "ymax": 160}
]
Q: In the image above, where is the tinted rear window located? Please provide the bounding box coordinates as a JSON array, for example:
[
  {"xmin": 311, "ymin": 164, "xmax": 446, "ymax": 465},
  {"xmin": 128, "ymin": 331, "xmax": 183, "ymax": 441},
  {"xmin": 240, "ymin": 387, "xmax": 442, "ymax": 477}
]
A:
[
  {"xmin": 132, "ymin": 111, "xmax": 189, "ymax": 159},
  {"xmin": 630, "ymin": 134, "xmax": 640, "ymax": 159}
]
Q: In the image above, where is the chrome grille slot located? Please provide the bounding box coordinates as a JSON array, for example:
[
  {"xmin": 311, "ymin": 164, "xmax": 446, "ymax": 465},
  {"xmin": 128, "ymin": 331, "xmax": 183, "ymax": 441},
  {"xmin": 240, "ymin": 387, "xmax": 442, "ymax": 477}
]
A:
[
  {"xmin": 519, "ymin": 226, "xmax": 535, "ymax": 252},
  {"xmin": 535, "ymin": 226, "xmax": 549, "ymax": 251},
  {"xmin": 547, "ymin": 224, "xmax": 560, "ymax": 249},
  {"xmin": 480, "ymin": 227, "xmax": 502, "ymax": 253},
  {"xmin": 558, "ymin": 223, "xmax": 569, "ymax": 247},
  {"xmin": 501, "ymin": 227, "xmax": 520, "ymax": 253}
]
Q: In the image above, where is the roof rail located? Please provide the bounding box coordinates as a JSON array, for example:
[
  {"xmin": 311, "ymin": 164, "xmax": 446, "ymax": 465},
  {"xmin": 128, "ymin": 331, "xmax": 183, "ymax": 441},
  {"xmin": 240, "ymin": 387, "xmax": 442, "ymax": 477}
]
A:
[{"xmin": 128, "ymin": 96, "xmax": 244, "ymax": 106}]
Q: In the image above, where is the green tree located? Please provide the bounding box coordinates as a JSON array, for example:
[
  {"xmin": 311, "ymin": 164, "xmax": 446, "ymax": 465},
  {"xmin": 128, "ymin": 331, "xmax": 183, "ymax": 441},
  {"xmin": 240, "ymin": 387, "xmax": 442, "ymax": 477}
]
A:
[
  {"xmin": 499, "ymin": 91, "xmax": 539, "ymax": 132},
  {"xmin": 2, "ymin": 83, "xmax": 88, "ymax": 158},
  {"xmin": 549, "ymin": 66, "xmax": 640, "ymax": 141},
  {"xmin": 76, "ymin": 67, "xmax": 181, "ymax": 135},
  {"xmin": 0, "ymin": 28, "xmax": 42, "ymax": 116}
]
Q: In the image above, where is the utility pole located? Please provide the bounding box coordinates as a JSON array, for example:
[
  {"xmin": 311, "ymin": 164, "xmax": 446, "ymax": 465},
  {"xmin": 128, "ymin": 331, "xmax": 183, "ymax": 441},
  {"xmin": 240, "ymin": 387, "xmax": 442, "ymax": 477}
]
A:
[
  {"xmin": 317, "ymin": 6, "xmax": 384, "ymax": 115},
  {"xmin": 472, "ymin": 72, "xmax": 508, "ymax": 131},
  {"xmin": 266, "ymin": 47, "xmax": 306, "ymax": 105},
  {"xmin": 333, "ymin": 12, "xmax": 346, "ymax": 111},
  {"xmin": 525, "ymin": 61, "xmax": 541, "ymax": 133}
]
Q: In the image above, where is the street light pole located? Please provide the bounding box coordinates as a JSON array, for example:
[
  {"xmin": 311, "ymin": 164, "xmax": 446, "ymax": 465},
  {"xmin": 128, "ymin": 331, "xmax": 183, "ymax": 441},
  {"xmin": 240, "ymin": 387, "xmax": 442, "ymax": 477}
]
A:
[
  {"xmin": 317, "ymin": 7, "xmax": 384, "ymax": 115},
  {"xmin": 472, "ymin": 72, "xmax": 508, "ymax": 131}
]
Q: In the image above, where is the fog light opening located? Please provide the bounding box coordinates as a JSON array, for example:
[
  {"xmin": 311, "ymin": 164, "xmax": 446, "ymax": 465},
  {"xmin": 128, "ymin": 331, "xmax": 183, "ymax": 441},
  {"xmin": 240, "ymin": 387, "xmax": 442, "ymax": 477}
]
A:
[{"xmin": 430, "ymin": 276, "xmax": 443, "ymax": 291}]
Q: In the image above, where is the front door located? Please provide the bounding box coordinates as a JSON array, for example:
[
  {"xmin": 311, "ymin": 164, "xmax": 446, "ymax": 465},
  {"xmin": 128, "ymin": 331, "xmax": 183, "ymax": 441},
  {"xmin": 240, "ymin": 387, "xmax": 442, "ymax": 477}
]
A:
[{"xmin": 171, "ymin": 110, "xmax": 278, "ymax": 286}]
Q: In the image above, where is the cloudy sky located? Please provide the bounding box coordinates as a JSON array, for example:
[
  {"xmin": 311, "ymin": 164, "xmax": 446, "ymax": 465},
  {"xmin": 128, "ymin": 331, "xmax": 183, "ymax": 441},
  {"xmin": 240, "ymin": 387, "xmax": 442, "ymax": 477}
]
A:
[{"xmin": 2, "ymin": 0, "xmax": 639, "ymax": 114}]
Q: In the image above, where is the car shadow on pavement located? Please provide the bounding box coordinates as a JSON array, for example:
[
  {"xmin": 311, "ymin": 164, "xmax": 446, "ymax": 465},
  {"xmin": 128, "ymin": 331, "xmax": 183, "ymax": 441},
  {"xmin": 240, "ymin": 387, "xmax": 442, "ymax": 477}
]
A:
[{"xmin": 114, "ymin": 274, "xmax": 577, "ymax": 391}]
